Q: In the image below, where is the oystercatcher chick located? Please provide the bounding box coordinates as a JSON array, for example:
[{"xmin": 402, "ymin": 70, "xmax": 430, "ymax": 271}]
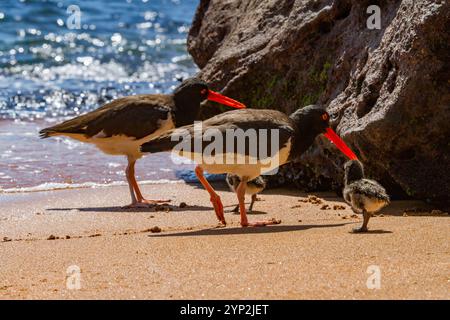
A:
[
  {"xmin": 141, "ymin": 104, "xmax": 358, "ymax": 227},
  {"xmin": 343, "ymin": 160, "xmax": 390, "ymax": 233},
  {"xmin": 39, "ymin": 78, "xmax": 245, "ymax": 208},
  {"xmin": 226, "ymin": 174, "xmax": 266, "ymax": 213}
]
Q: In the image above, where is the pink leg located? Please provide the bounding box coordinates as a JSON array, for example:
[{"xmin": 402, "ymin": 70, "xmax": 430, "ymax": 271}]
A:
[
  {"xmin": 195, "ymin": 166, "xmax": 226, "ymax": 225},
  {"xmin": 237, "ymin": 177, "xmax": 280, "ymax": 227},
  {"xmin": 124, "ymin": 158, "xmax": 170, "ymax": 208}
]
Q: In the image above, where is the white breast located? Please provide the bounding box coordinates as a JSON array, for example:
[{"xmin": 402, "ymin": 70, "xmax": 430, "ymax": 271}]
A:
[{"xmin": 175, "ymin": 138, "xmax": 292, "ymax": 180}]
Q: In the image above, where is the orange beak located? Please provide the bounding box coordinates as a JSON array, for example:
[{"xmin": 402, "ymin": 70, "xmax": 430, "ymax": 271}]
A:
[
  {"xmin": 324, "ymin": 127, "xmax": 358, "ymax": 160},
  {"xmin": 207, "ymin": 90, "xmax": 246, "ymax": 109}
]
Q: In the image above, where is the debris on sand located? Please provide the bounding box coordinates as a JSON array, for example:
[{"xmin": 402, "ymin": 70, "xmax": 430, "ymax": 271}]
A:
[
  {"xmin": 150, "ymin": 226, "xmax": 162, "ymax": 233},
  {"xmin": 2, "ymin": 237, "xmax": 12, "ymax": 242},
  {"xmin": 47, "ymin": 235, "xmax": 57, "ymax": 240},
  {"xmin": 179, "ymin": 202, "xmax": 188, "ymax": 208},
  {"xmin": 154, "ymin": 204, "xmax": 171, "ymax": 212},
  {"xmin": 290, "ymin": 204, "xmax": 302, "ymax": 209},
  {"xmin": 143, "ymin": 226, "xmax": 162, "ymax": 233},
  {"xmin": 320, "ymin": 204, "xmax": 330, "ymax": 210},
  {"xmin": 299, "ymin": 195, "xmax": 323, "ymax": 205},
  {"xmin": 333, "ymin": 205, "xmax": 346, "ymax": 210},
  {"xmin": 88, "ymin": 234, "xmax": 101, "ymax": 238}
]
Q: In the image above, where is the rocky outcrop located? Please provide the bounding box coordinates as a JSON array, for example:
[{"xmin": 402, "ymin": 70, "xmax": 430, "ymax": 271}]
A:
[{"xmin": 188, "ymin": 0, "xmax": 450, "ymax": 208}]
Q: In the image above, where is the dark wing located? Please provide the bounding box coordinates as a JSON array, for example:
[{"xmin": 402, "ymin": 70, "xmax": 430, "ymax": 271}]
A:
[
  {"xmin": 39, "ymin": 95, "xmax": 173, "ymax": 140},
  {"xmin": 348, "ymin": 179, "xmax": 390, "ymax": 202},
  {"xmin": 141, "ymin": 109, "xmax": 294, "ymax": 160}
]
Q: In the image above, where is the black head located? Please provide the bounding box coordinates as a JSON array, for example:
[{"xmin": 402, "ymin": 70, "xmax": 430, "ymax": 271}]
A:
[
  {"xmin": 287, "ymin": 105, "xmax": 330, "ymax": 158},
  {"xmin": 289, "ymin": 104, "xmax": 330, "ymax": 134},
  {"xmin": 344, "ymin": 160, "xmax": 365, "ymax": 184},
  {"xmin": 173, "ymin": 77, "xmax": 209, "ymax": 104},
  {"xmin": 290, "ymin": 104, "xmax": 358, "ymax": 161}
]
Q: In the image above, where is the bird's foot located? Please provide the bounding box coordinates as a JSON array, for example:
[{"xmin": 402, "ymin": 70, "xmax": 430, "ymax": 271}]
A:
[
  {"xmin": 140, "ymin": 198, "xmax": 171, "ymax": 204},
  {"xmin": 352, "ymin": 226, "xmax": 369, "ymax": 233},
  {"xmin": 122, "ymin": 199, "xmax": 171, "ymax": 209},
  {"xmin": 215, "ymin": 222, "xmax": 227, "ymax": 228},
  {"xmin": 241, "ymin": 218, "xmax": 281, "ymax": 227}
]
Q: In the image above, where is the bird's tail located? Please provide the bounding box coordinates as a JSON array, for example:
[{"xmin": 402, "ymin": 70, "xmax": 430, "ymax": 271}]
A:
[
  {"xmin": 38, "ymin": 116, "xmax": 89, "ymax": 139},
  {"xmin": 39, "ymin": 128, "xmax": 55, "ymax": 139}
]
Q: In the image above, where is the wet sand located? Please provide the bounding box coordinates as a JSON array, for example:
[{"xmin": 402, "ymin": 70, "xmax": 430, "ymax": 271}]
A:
[
  {"xmin": 0, "ymin": 182, "xmax": 449, "ymax": 299},
  {"xmin": 0, "ymin": 120, "xmax": 193, "ymax": 190}
]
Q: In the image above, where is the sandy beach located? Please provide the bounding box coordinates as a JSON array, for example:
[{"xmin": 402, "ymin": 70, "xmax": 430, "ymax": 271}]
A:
[{"xmin": 0, "ymin": 182, "xmax": 448, "ymax": 299}]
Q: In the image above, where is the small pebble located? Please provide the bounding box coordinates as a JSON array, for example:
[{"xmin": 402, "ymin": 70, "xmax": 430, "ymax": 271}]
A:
[
  {"xmin": 150, "ymin": 226, "xmax": 162, "ymax": 233},
  {"xmin": 3, "ymin": 237, "xmax": 12, "ymax": 242},
  {"xmin": 47, "ymin": 235, "xmax": 57, "ymax": 240},
  {"xmin": 179, "ymin": 202, "xmax": 188, "ymax": 208}
]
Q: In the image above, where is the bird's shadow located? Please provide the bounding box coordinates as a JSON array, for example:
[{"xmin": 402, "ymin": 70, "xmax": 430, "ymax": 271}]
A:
[
  {"xmin": 150, "ymin": 223, "xmax": 350, "ymax": 237},
  {"xmin": 349, "ymin": 229, "xmax": 393, "ymax": 234},
  {"xmin": 225, "ymin": 209, "xmax": 268, "ymax": 215},
  {"xmin": 46, "ymin": 204, "xmax": 212, "ymax": 213}
]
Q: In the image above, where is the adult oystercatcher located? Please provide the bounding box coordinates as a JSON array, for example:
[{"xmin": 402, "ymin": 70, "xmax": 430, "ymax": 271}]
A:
[
  {"xmin": 226, "ymin": 174, "xmax": 266, "ymax": 213},
  {"xmin": 140, "ymin": 104, "xmax": 358, "ymax": 226},
  {"xmin": 343, "ymin": 160, "xmax": 390, "ymax": 232},
  {"xmin": 39, "ymin": 78, "xmax": 246, "ymax": 208}
]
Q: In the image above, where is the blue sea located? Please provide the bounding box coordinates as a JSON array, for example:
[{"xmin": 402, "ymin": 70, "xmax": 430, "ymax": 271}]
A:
[{"xmin": 0, "ymin": 0, "xmax": 200, "ymax": 191}]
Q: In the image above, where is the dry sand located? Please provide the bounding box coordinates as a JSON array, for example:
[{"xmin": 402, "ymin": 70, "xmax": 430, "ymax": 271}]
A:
[{"xmin": 0, "ymin": 182, "xmax": 449, "ymax": 299}]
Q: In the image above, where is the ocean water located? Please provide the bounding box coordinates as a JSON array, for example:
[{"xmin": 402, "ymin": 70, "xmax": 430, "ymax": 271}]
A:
[{"xmin": 0, "ymin": 0, "xmax": 199, "ymax": 191}]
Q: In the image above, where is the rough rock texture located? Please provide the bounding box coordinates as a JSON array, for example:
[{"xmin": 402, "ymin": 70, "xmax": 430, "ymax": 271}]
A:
[{"xmin": 188, "ymin": 0, "xmax": 450, "ymax": 208}]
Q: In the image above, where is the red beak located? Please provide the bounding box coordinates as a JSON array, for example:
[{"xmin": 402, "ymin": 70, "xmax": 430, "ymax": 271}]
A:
[
  {"xmin": 324, "ymin": 127, "xmax": 358, "ymax": 160},
  {"xmin": 207, "ymin": 90, "xmax": 246, "ymax": 109}
]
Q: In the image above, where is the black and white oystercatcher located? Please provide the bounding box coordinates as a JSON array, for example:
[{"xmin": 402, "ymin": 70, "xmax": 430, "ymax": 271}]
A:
[
  {"xmin": 140, "ymin": 104, "xmax": 358, "ymax": 226},
  {"xmin": 343, "ymin": 160, "xmax": 390, "ymax": 232},
  {"xmin": 39, "ymin": 78, "xmax": 246, "ymax": 208},
  {"xmin": 226, "ymin": 174, "xmax": 266, "ymax": 213}
]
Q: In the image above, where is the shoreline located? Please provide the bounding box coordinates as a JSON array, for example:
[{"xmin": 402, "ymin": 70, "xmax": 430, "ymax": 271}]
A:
[{"xmin": 0, "ymin": 182, "xmax": 448, "ymax": 299}]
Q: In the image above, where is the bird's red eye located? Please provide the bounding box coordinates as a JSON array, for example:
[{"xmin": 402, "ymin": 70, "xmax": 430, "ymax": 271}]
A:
[
  {"xmin": 322, "ymin": 113, "xmax": 329, "ymax": 121},
  {"xmin": 200, "ymin": 89, "xmax": 207, "ymax": 95}
]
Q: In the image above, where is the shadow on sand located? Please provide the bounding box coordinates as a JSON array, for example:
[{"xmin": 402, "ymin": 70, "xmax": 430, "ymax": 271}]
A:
[
  {"xmin": 46, "ymin": 204, "xmax": 212, "ymax": 213},
  {"xmin": 149, "ymin": 223, "xmax": 351, "ymax": 237},
  {"xmin": 349, "ymin": 229, "xmax": 393, "ymax": 234}
]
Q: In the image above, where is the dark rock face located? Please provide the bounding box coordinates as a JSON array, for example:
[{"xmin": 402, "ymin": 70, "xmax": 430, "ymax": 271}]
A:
[{"xmin": 188, "ymin": 0, "xmax": 450, "ymax": 209}]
